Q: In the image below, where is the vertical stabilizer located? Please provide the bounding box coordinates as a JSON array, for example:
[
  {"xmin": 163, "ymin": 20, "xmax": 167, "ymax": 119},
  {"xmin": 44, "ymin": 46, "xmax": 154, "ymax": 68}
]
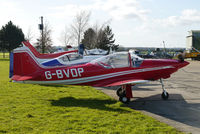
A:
[{"xmin": 11, "ymin": 49, "xmax": 41, "ymax": 81}]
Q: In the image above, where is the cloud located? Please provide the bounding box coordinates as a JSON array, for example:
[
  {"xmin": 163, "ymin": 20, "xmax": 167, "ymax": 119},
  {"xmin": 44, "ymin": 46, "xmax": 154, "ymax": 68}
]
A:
[
  {"xmin": 49, "ymin": 0, "xmax": 149, "ymax": 21},
  {"xmin": 99, "ymin": 0, "xmax": 149, "ymax": 21},
  {"xmin": 160, "ymin": 9, "xmax": 200, "ymax": 26},
  {"xmin": 0, "ymin": 1, "xmax": 22, "ymax": 25},
  {"xmin": 49, "ymin": 4, "xmax": 92, "ymax": 19}
]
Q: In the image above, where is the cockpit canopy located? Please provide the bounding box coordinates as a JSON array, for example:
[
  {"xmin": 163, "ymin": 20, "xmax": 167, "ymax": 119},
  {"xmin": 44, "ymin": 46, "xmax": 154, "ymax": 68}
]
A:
[
  {"xmin": 130, "ymin": 51, "xmax": 143, "ymax": 67},
  {"xmin": 58, "ymin": 53, "xmax": 81, "ymax": 63},
  {"xmin": 91, "ymin": 52, "xmax": 143, "ymax": 68}
]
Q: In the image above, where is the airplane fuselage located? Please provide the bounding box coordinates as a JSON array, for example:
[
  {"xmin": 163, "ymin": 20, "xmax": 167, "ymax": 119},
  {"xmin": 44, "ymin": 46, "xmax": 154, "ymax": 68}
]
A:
[{"xmin": 13, "ymin": 51, "xmax": 188, "ymax": 87}]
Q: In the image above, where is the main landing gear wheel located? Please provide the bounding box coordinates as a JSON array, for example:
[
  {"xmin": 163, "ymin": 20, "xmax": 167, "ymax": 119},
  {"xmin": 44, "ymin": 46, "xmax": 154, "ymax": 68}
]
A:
[
  {"xmin": 161, "ymin": 91, "xmax": 169, "ymax": 100},
  {"xmin": 116, "ymin": 87, "xmax": 123, "ymax": 97},
  {"xmin": 116, "ymin": 85, "xmax": 132, "ymax": 104},
  {"xmin": 119, "ymin": 96, "xmax": 130, "ymax": 104},
  {"xmin": 117, "ymin": 87, "xmax": 130, "ymax": 104}
]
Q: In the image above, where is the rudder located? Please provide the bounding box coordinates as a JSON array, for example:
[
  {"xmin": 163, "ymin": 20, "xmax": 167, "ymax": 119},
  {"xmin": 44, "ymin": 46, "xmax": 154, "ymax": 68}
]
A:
[{"xmin": 11, "ymin": 49, "xmax": 41, "ymax": 81}]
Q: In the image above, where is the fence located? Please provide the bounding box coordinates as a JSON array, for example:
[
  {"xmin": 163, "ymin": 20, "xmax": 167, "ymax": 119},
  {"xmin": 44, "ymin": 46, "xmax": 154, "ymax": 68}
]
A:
[{"xmin": 0, "ymin": 52, "xmax": 9, "ymax": 58}]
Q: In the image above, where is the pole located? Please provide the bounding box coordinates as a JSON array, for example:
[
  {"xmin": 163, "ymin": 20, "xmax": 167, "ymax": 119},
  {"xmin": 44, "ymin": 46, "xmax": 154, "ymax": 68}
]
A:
[
  {"xmin": 41, "ymin": 16, "xmax": 44, "ymax": 54},
  {"xmin": 163, "ymin": 41, "xmax": 166, "ymax": 57}
]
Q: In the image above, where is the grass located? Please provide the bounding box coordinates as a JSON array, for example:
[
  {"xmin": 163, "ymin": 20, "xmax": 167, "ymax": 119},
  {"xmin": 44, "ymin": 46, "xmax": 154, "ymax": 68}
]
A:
[{"xmin": 0, "ymin": 58, "xmax": 183, "ymax": 134}]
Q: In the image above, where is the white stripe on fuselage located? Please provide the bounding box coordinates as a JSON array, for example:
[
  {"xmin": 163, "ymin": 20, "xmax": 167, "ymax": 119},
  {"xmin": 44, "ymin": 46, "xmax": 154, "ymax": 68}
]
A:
[
  {"xmin": 14, "ymin": 49, "xmax": 68, "ymax": 69},
  {"xmin": 21, "ymin": 65, "xmax": 174, "ymax": 85},
  {"xmin": 13, "ymin": 47, "xmax": 175, "ymax": 85}
]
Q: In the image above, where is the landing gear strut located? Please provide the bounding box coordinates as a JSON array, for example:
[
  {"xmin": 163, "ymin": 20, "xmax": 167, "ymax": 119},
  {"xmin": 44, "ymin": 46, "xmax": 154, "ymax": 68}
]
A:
[
  {"xmin": 116, "ymin": 80, "xmax": 169, "ymax": 103},
  {"xmin": 160, "ymin": 79, "xmax": 169, "ymax": 100},
  {"xmin": 116, "ymin": 85, "xmax": 133, "ymax": 104}
]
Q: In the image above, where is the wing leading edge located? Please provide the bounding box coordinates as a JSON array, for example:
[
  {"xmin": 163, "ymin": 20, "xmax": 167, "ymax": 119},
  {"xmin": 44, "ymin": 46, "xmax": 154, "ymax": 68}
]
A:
[{"xmin": 99, "ymin": 79, "xmax": 151, "ymax": 87}]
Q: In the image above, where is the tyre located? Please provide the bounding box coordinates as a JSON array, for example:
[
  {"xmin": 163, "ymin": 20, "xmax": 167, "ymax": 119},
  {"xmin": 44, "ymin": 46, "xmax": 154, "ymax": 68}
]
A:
[
  {"xmin": 116, "ymin": 87, "xmax": 124, "ymax": 97},
  {"xmin": 161, "ymin": 92, "xmax": 169, "ymax": 100},
  {"xmin": 119, "ymin": 96, "xmax": 130, "ymax": 104}
]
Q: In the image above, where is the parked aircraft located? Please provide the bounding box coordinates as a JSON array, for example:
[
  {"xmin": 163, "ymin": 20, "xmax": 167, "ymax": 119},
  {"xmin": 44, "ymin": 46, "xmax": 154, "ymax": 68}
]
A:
[{"xmin": 10, "ymin": 45, "xmax": 189, "ymax": 103}]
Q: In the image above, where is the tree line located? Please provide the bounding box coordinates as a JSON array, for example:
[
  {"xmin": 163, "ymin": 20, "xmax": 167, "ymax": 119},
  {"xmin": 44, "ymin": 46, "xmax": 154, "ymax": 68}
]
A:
[
  {"xmin": 59, "ymin": 11, "xmax": 118, "ymax": 51},
  {"xmin": 0, "ymin": 21, "xmax": 25, "ymax": 57},
  {"xmin": 82, "ymin": 26, "xmax": 118, "ymax": 51},
  {"xmin": 0, "ymin": 11, "xmax": 118, "ymax": 57}
]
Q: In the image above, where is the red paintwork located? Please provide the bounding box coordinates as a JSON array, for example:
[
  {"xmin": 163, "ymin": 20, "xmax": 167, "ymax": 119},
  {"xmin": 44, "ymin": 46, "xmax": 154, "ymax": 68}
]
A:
[
  {"xmin": 11, "ymin": 50, "xmax": 189, "ymax": 100},
  {"xmin": 123, "ymin": 85, "xmax": 133, "ymax": 98},
  {"xmin": 22, "ymin": 41, "xmax": 78, "ymax": 59},
  {"xmin": 11, "ymin": 51, "xmax": 189, "ymax": 87}
]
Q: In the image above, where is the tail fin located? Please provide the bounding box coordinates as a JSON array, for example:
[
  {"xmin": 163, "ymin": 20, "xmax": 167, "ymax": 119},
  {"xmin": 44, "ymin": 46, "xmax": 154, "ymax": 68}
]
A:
[
  {"xmin": 23, "ymin": 41, "xmax": 78, "ymax": 59},
  {"xmin": 10, "ymin": 49, "xmax": 41, "ymax": 81},
  {"xmin": 22, "ymin": 41, "xmax": 41, "ymax": 58}
]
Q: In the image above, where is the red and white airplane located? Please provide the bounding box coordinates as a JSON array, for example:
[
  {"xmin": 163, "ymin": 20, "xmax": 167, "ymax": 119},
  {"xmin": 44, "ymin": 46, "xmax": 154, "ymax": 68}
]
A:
[{"xmin": 10, "ymin": 44, "xmax": 189, "ymax": 103}]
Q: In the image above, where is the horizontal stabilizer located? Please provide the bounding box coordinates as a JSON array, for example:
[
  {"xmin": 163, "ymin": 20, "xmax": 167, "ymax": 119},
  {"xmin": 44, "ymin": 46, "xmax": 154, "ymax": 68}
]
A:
[{"xmin": 12, "ymin": 75, "xmax": 34, "ymax": 81}]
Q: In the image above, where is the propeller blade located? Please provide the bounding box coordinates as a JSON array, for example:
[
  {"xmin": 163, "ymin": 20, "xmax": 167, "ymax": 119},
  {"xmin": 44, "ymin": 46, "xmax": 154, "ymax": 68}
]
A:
[{"xmin": 177, "ymin": 52, "xmax": 185, "ymax": 62}]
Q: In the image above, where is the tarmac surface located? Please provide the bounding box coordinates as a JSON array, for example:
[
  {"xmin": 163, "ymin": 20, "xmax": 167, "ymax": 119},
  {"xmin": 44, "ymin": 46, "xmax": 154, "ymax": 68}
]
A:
[{"xmin": 97, "ymin": 60, "xmax": 200, "ymax": 134}]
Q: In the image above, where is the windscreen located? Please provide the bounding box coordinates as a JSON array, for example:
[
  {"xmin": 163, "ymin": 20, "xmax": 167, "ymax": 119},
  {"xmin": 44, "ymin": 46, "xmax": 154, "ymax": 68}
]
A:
[
  {"xmin": 92, "ymin": 52, "xmax": 130, "ymax": 68},
  {"xmin": 59, "ymin": 53, "xmax": 82, "ymax": 63},
  {"xmin": 130, "ymin": 53, "xmax": 143, "ymax": 67}
]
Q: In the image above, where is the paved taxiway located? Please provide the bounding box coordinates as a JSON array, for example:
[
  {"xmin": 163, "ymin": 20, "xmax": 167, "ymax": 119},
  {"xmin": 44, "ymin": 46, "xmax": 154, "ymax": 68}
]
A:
[{"xmin": 98, "ymin": 60, "xmax": 200, "ymax": 134}]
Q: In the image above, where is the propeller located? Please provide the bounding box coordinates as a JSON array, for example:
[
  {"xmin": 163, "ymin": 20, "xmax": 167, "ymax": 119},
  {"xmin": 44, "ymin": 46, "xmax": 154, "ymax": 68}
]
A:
[{"xmin": 177, "ymin": 52, "xmax": 186, "ymax": 62}]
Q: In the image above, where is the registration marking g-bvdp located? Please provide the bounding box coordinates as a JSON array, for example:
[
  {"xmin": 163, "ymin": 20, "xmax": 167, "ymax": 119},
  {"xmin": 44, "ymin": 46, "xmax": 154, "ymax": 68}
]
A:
[{"xmin": 45, "ymin": 68, "xmax": 84, "ymax": 79}]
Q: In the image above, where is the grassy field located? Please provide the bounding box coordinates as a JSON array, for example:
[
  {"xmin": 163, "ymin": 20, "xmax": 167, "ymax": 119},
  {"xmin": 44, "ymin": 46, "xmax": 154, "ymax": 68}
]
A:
[{"xmin": 0, "ymin": 58, "xmax": 183, "ymax": 134}]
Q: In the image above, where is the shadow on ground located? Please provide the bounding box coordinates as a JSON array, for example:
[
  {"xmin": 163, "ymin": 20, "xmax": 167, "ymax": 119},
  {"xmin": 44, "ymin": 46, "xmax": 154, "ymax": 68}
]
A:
[
  {"xmin": 50, "ymin": 97, "xmax": 131, "ymax": 113},
  {"xmin": 129, "ymin": 94, "xmax": 200, "ymax": 128},
  {"xmin": 39, "ymin": 84, "xmax": 68, "ymax": 88}
]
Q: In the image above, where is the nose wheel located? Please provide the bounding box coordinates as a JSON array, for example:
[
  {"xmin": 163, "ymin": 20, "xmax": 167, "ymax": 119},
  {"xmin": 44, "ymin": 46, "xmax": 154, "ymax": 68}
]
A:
[
  {"xmin": 161, "ymin": 91, "xmax": 169, "ymax": 100},
  {"xmin": 160, "ymin": 79, "xmax": 169, "ymax": 100}
]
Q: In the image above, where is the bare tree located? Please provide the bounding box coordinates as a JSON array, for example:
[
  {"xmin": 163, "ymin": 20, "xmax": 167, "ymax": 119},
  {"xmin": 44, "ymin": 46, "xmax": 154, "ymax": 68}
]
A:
[
  {"xmin": 92, "ymin": 20, "xmax": 112, "ymax": 47},
  {"xmin": 93, "ymin": 19, "xmax": 112, "ymax": 33},
  {"xmin": 71, "ymin": 10, "xmax": 91, "ymax": 46},
  {"xmin": 25, "ymin": 27, "xmax": 34, "ymax": 42},
  {"xmin": 59, "ymin": 26, "xmax": 74, "ymax": 47},
  {"xmin": 35, "ymin": 22, "xmax": 53, "ymax": 53}
]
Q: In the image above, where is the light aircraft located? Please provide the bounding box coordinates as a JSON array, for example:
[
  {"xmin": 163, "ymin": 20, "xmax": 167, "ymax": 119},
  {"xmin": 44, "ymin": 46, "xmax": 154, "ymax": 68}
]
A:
[{"xmin": 10, "ymin": 44, "xmax": 189, "ymax": 103}]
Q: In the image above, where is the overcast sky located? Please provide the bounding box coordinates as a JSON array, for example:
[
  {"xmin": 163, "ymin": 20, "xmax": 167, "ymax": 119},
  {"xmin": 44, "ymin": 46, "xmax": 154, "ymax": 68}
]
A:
[{"xmin": 0, "ymin": 0, "xmax": 200, "ymax": 48}]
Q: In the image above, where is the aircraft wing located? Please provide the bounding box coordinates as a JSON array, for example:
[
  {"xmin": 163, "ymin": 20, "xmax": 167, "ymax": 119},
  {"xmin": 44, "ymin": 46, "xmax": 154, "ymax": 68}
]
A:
[
  {"xmin": 94, "ymin": 79, "xmax": 151, "ymax": 87},
  {"xmin": 121, "ymin": 80, "xmax": 150, "ymax": 85}
]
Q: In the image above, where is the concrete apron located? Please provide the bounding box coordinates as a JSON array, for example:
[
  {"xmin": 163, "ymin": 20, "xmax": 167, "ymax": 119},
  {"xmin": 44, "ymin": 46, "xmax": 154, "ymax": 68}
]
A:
[{"xmin": 97, "ymin": 60, "xmax": 200, "ymax": 134}]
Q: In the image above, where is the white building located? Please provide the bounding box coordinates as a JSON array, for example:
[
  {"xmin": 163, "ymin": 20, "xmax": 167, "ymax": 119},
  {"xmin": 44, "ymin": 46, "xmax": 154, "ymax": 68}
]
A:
[{"xmin": 186, "ymin": 30, "xmax": 200, "ymax": 51}]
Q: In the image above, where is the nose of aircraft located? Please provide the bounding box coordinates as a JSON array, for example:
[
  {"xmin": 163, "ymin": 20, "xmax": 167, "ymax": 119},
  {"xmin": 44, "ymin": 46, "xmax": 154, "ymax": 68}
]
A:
[{"xmin": 176, "ymin": 60, "xmax": 189, "ymax": 69}]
